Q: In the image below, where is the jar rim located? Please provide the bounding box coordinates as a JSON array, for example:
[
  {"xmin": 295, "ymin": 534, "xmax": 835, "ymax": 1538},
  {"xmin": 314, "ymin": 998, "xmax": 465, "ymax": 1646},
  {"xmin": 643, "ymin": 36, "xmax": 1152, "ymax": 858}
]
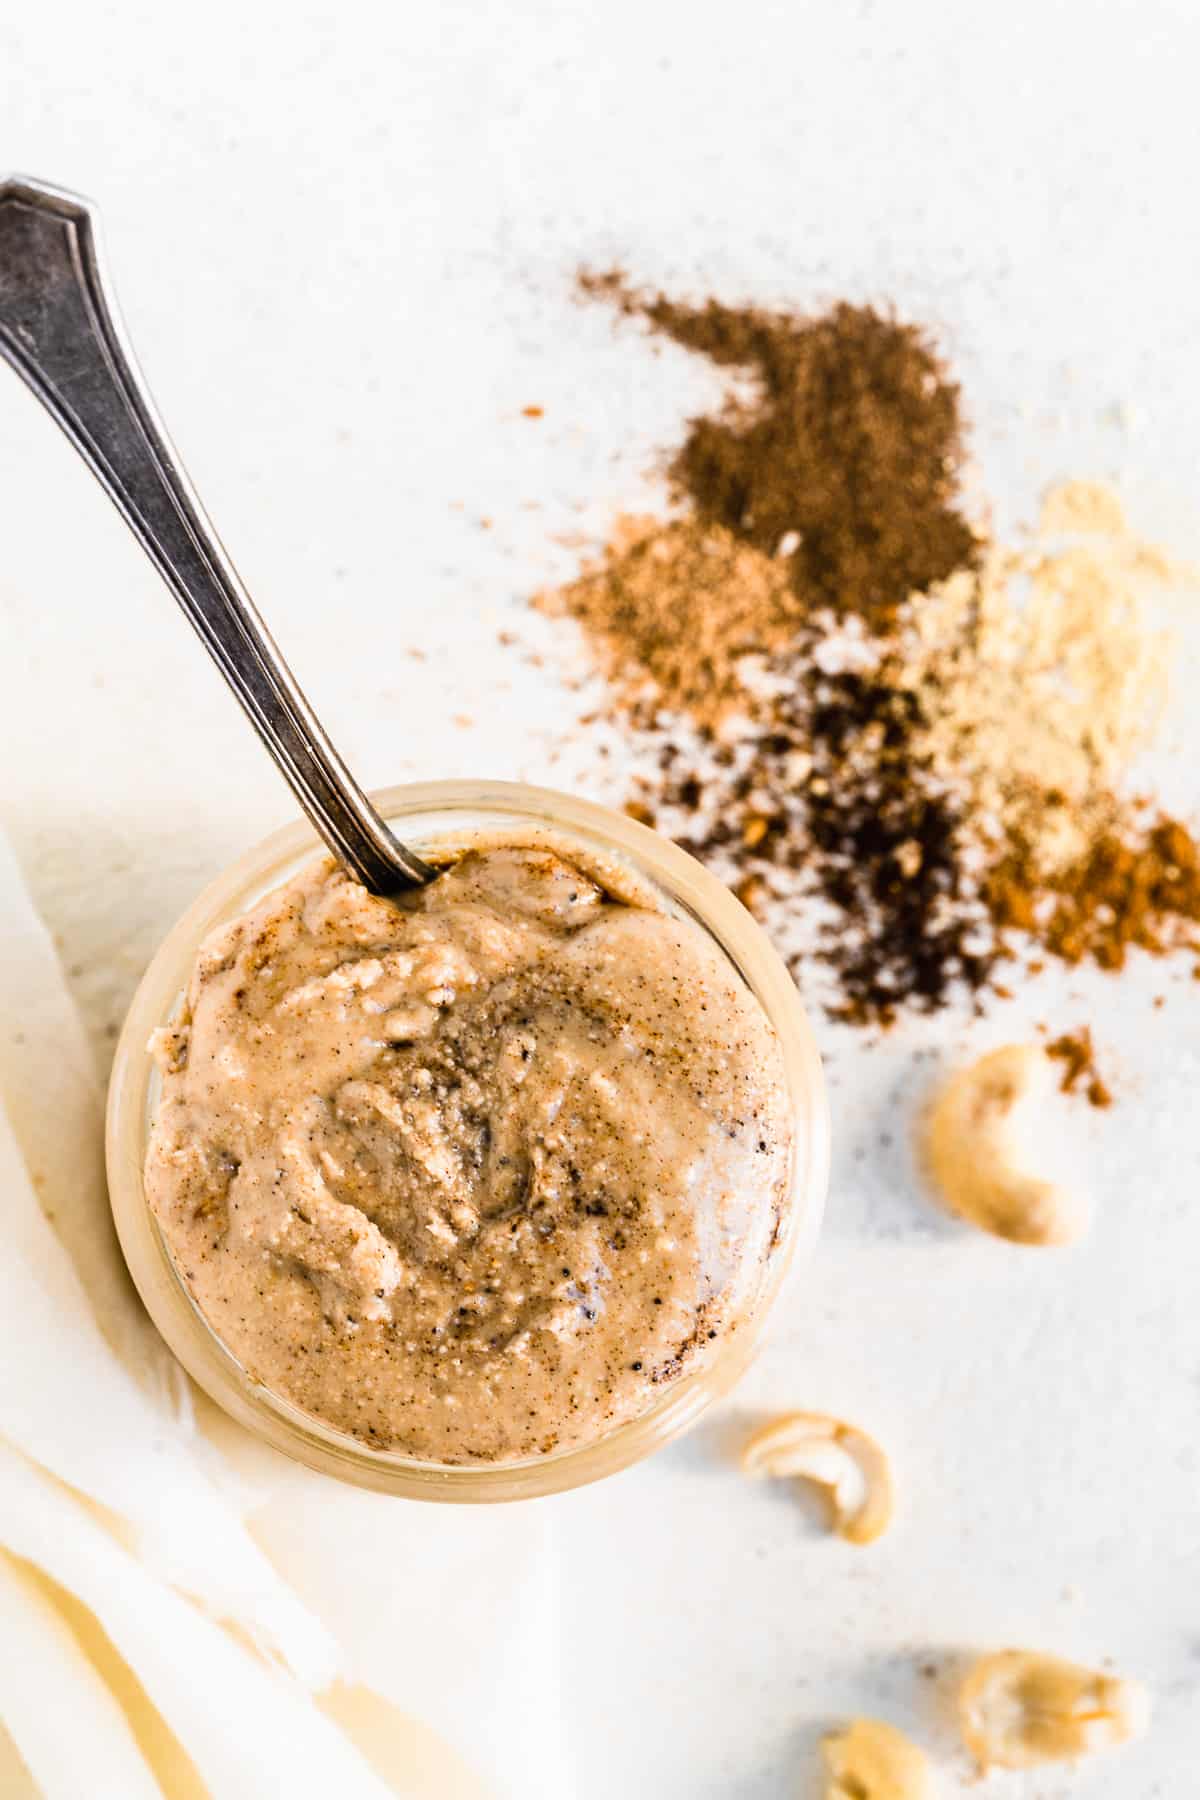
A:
[{"xmin": 106, "ymin": 780, "xmax": 829, "ymax": 1501}]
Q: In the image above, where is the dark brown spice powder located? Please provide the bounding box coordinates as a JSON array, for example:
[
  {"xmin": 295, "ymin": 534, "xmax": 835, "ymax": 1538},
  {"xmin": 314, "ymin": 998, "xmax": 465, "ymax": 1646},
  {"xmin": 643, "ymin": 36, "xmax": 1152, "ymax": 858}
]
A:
[
  {"xmin": 779, "ymin": 666, "xmax": 996, "ymax": 1022},
  {"xmin": 630, "ymin": 651, "xmax": 1000, "ymax": 1024},
  {"xmin": 581, "ymin": 271, "xmax": 979, "ymax": 627}
]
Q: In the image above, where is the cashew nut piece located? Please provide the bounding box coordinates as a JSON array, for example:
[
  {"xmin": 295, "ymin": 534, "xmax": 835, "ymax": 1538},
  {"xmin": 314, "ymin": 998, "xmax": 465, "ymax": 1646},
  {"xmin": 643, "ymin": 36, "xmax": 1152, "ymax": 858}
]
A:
[
  {"xmin": 959, "ymin": 1650, "xmax": 1150, "ymax": 1770},
  {"xmin": 822, "ymin": 1718, "xmax": 933, "ymax": 1800},
  {"xmin": 923, "ymin": 1044, "xmax": 1089, "ymax": 1245},
  {"xmin": 740, "ymin": 1412, "xmax": 892, "ymax": 1544}
]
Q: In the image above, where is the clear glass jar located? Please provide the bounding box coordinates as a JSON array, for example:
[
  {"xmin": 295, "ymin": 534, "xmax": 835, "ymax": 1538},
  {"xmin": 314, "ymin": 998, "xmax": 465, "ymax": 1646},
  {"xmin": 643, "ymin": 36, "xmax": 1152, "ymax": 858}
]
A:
[{"xmin": 107, "ymin": 781, "xmax": 828, "ymax": 1500}]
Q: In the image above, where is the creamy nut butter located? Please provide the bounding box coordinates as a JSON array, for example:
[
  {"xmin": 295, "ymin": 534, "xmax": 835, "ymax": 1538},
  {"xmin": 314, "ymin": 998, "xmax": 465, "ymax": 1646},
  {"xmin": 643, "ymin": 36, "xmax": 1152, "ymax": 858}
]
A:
[{"xmin": 145, "ymin": 844, "xmax": 792, "ymax": 1463}]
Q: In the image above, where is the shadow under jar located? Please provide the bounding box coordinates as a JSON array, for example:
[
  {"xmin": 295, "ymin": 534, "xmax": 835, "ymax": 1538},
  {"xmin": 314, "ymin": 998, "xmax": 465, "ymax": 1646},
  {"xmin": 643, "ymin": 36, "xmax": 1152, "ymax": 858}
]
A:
[{"xmin": 107, "ymin": 781, "xmax": 828, "ymax": 1500}]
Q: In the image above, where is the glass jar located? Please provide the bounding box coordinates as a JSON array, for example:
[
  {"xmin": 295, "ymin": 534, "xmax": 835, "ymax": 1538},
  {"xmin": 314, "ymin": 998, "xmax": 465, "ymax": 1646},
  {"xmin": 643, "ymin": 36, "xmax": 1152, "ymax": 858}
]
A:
[{"xmin": 106, "ymin": 780, "xmax": 828, "ymax": 1500}]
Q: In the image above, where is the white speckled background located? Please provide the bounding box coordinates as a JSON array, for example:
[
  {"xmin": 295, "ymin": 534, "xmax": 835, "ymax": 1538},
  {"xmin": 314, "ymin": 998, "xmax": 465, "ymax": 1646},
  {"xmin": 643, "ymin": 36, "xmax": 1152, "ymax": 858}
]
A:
[{"xmin": 2, "ymin": 3, "xmax": 1198, "ymax": 1794}]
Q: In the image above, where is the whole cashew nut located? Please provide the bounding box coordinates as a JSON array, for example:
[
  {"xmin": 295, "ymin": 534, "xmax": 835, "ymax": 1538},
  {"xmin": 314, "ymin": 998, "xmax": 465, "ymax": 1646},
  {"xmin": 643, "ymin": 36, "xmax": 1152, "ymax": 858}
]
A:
[
  {"xmin": 923, "ymin": 1045, "xmax": 1089, "ymax": 1245},
  {"xmin": 959, "ymin": 1649, "xmax": 1150, "ymax": 1770},
  {"xmin": 822, "ymin": 1717, "xmax": 933, "ymax": 1799},
  {"xmin": 740, "ymin": 1412, "xmax": 893, "ymax": 1545}
]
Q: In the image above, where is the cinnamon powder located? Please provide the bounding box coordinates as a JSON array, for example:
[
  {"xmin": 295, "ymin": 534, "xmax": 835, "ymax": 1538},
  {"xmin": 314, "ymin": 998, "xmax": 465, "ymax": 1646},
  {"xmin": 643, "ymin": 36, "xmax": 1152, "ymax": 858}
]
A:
[
  {"xmin": 1045, "ymin": 1027, "xmax": 1113, "ymax": 1110},
  {"xmin": 988, "ymin": 811, "xmax": 1200, "ymax": 976}
]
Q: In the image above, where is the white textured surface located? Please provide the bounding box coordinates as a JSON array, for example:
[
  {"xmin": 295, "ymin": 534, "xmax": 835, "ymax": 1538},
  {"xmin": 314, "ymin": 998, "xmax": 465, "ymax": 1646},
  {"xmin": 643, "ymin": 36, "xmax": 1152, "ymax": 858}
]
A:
[{"xmin": 2, "ymin": 3, "xmax": 1199, "ymax": 1795}]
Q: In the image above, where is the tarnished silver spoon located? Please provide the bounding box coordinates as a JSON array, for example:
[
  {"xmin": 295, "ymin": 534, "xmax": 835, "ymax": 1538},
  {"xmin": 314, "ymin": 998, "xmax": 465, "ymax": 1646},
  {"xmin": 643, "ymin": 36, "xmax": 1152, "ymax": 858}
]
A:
[{"xmin": 0, "ymin": 175, "xmax": 435, "ymax": 893}]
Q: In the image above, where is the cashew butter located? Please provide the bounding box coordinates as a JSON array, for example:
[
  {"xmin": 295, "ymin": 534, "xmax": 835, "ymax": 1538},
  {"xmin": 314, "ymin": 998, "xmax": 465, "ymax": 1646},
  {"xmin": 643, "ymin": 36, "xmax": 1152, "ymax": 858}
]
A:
[{"xmin": 145, "ymin": 843, "xmax": 793, "ymax": 1463}]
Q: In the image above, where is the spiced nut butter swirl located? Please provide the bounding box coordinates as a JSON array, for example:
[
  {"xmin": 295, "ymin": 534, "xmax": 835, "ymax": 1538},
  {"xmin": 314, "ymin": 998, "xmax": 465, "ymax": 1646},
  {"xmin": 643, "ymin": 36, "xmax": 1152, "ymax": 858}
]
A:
[{"xmin": 145, "ymin": 842, "xmax": 794, "ymax": 1464}]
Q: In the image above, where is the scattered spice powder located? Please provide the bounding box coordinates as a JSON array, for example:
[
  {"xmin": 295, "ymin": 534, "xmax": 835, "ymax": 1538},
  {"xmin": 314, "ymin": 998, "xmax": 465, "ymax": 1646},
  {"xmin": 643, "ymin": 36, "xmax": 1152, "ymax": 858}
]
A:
[
  {"xmin": 617, "ymin": 635, "xmax": 1000, "ymax": 1023},
  {"xmin": 536, "ymin": 516, "xmax": 798, "ymax": 728},
  {"xmin": 988, "ymin": 810, "xmax": 1200, "ymax": 976},
  {"xmin": 899, "ymin": 485, "xmax": 1182, "ymax": 873},
  {"xmin": 798, "ymin": 671, "xmax": 996, "ymax": 1022},
  {"xmin": 580, "ymin": 271, "xmax": 980, "ymax": 628},
  {"xmin": 1046, "ymin": 1027, "xmax": 1113, "ymax": 1110},
  {"xmin": 531, "ymin": 277, "xmax": 1200, "ymax": 1028},
  {"xmin": 550, "ymin": 285, "xmax": 1000, "ymax": 1018}
]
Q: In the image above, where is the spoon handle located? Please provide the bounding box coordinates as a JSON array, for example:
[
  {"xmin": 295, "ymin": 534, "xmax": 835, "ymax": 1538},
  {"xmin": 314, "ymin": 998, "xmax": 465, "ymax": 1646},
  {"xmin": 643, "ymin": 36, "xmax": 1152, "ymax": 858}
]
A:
[{"xmin": 0, "ymin": 175, "xmax": 433, "ymax": 892}]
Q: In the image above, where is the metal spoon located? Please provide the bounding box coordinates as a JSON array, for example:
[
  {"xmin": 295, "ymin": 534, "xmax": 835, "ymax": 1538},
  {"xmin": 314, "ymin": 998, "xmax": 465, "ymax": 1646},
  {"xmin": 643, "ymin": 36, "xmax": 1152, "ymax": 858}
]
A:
[{"xmin": 0, "ymin": 175, "xmax": 435, "ymax": 893}]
